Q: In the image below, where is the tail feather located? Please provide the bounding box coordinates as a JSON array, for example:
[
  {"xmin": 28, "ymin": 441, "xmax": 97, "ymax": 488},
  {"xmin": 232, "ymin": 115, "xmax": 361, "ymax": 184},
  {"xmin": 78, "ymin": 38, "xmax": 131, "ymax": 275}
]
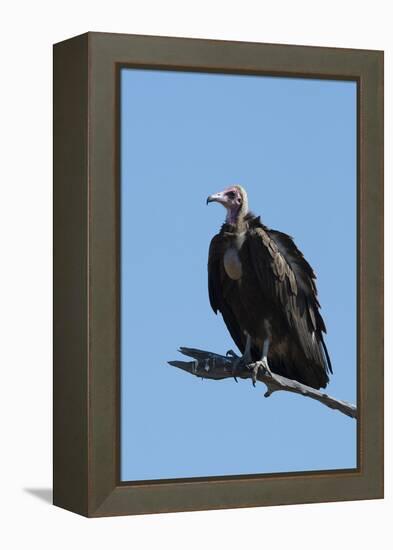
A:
[{"xmin": 320, "ymin": 336, "xmax": 333, "ymax": 374}]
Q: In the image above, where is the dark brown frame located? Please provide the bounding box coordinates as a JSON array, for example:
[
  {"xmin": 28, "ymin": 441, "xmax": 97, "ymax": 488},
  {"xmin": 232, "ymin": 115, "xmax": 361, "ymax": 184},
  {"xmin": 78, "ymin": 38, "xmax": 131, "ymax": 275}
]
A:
[{"xmin": 53, "ymin": 32, "xmax": 384, "ymax": 517}]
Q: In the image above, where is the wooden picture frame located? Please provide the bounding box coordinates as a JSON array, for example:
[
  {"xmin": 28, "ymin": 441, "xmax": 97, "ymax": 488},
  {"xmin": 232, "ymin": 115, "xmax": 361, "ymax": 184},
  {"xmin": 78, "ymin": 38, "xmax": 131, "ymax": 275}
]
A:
[{"xmin": 53, "ymin": 32, "xmax": 383, "ymax": 517}]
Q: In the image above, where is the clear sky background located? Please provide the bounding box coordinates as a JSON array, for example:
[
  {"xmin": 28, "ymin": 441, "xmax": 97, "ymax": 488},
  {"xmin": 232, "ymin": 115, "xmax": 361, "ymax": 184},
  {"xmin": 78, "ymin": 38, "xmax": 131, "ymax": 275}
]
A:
[{"xmin": 120, "ymin": 68, "xmax": 357, "ymax": 482}]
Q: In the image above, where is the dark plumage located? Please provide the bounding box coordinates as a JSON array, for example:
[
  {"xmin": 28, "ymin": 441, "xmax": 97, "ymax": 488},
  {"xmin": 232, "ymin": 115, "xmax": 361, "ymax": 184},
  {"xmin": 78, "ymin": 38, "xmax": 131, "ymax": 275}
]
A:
[{"xmin": 207, "ymin": 185, "xmax": 332, "ymax": 389}]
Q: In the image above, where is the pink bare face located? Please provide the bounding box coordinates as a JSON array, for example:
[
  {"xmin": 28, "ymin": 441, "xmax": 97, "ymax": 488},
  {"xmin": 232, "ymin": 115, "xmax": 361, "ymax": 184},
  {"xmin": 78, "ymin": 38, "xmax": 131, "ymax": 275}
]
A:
[{"xmin": 206, "ymin": 186, "xmax": 243, "ymax": 212}]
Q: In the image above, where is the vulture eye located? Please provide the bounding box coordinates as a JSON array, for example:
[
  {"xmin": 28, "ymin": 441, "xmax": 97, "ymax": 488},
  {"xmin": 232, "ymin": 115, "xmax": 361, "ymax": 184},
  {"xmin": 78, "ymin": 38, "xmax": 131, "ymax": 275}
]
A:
[{"xmin": 226, "ymin": 191, "xmax": 236, "ymax": 199}]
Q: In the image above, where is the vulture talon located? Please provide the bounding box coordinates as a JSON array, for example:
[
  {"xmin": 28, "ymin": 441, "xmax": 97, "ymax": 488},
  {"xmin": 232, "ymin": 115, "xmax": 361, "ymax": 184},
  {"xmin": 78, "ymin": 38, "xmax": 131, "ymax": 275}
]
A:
[
  {"xmin": 226, "ymin": 350, "xmax": 240, "ymax": 382},
  {"xmin": 231, "ymin": 351, "xmax": 252, "ymax": 384},
  {"xmin": 252, "ymin": 366, "xmax": 258, "ymax": 387},
  {"xmin": 261, "ymin": 357, "xmax": 274, "ymax": 378},
  {"xmin": 249, "ymin": 358, "xmax": 272, "ymax": 387}
]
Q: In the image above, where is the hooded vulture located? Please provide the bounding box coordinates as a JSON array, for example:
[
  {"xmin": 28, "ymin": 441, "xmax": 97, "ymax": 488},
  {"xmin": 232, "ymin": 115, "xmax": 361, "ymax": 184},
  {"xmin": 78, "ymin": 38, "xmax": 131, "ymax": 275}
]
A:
[{"xmin": 207, "ymin": 185, "xmax": 332, "ymax": 389}]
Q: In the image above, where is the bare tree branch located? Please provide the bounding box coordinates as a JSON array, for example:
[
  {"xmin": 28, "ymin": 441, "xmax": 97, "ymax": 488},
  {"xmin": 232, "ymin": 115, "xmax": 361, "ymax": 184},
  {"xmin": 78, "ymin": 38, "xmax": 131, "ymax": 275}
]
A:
[{"xmin": 168, "ymin": 347, "xmax": 357, "ymax": 419}]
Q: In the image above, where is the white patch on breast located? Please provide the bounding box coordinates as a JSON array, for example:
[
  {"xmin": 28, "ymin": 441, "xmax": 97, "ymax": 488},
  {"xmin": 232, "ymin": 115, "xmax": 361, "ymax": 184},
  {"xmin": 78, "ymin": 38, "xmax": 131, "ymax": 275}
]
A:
[{"xmin": 224, "ymin": 247, "xmax": 243, "ymax": 280}]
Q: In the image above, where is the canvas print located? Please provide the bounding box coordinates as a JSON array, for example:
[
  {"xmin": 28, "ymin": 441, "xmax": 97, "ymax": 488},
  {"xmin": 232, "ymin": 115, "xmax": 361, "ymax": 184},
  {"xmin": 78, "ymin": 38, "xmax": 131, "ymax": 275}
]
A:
[{"xmin": 120, "ymin": 68, "xmax": 357, "ymax": 482}]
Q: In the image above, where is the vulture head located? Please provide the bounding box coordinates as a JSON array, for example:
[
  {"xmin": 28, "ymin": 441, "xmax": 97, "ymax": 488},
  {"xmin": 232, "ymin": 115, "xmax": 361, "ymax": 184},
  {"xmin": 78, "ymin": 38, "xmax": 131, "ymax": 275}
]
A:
[{"xmin": 206, "ymin": 185, "xmax": 248, "ymax": 225}]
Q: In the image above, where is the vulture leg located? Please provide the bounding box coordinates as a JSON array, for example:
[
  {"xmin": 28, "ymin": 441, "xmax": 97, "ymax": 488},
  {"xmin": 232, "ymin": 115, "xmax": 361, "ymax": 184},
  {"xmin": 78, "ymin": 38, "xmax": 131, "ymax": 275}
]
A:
[
  {"xmin": 231, "ymin": 333, "xmax": 253, "ymax": 382},
  {"xmin": 262, "ymin": 338, "xmax": 273, "ymax": 375},
  {"xmin": 243, "ymin": 333, "xmax": 252, "ymax": 360},
  {"xmin": 251, "ymin": 337, "xmax": 273, "ymax": 386}
]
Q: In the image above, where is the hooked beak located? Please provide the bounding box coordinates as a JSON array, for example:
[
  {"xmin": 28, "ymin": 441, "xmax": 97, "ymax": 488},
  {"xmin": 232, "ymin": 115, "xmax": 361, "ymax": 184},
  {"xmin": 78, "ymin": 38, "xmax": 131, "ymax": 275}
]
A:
[{"xmin": 206, "ymin": 192, "xmax": 226, "ymax": 205}]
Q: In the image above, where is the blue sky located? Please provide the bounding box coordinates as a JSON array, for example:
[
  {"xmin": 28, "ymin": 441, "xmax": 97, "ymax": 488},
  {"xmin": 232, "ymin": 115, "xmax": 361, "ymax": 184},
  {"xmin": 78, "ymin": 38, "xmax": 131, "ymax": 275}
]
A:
[{"xmin": 120, "ymin": 68, "xmax": 357, "ymax": 481}]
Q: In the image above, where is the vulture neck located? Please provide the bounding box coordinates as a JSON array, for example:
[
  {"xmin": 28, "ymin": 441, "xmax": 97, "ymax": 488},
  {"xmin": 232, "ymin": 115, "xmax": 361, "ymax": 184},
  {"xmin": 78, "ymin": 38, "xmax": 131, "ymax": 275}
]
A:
[{"xmin": 226, "ymin": 203, "xmax": 248, "ymax": 232}]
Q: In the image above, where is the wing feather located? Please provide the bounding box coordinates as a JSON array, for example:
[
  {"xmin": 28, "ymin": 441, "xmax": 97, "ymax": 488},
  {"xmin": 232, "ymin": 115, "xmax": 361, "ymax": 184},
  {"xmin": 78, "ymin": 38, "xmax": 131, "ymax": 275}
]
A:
[{"xmin": 247, "ymin": 224, "xmax": 332, "ymax": 376}]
